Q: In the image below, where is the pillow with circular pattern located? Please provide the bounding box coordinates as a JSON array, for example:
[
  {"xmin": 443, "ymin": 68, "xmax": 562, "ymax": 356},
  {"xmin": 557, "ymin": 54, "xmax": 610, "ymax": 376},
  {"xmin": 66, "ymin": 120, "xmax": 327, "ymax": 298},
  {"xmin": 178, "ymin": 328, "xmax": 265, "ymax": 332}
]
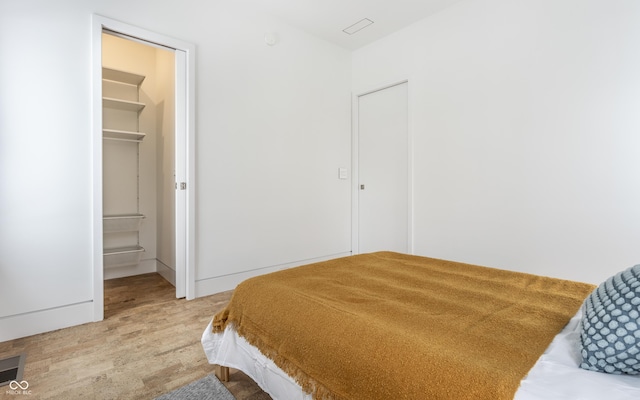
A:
[{"xmin": 579, "ymin": 264, "xmax": 640, "ymax": 374}]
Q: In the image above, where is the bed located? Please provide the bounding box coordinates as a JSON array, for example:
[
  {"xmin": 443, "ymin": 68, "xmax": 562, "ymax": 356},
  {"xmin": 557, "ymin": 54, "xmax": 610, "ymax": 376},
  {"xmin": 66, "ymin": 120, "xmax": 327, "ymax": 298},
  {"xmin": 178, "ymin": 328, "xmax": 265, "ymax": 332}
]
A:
[{"xmin": 202, "ymin": 251, "xmax": 640, "ymax": 399}]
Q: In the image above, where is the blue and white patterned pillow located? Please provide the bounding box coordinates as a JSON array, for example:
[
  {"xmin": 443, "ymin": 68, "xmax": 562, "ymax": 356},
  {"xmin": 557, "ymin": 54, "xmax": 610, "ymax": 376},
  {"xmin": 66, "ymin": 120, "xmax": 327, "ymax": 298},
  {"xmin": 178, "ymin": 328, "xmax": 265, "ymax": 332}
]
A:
[{"xmin": 579, "ymin": 264, "xmax": 640, "ymax": 374}]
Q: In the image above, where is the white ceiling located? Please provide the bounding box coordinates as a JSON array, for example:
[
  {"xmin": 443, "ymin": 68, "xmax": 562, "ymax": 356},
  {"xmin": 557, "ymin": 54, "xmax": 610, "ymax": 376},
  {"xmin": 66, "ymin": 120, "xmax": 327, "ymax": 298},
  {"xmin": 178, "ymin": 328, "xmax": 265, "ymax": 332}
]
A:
[{"xmin": 243, "ymin": 0, "xmax": 465, "ymax": 50}]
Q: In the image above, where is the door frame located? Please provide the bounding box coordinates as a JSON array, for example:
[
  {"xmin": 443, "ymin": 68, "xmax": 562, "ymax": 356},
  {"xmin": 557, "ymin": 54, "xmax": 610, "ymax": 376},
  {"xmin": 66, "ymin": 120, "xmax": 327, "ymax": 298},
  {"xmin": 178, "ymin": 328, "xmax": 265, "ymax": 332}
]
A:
[
  {"xmin": 91, "ymin": 15, "xmax": 196, "ymax": 321},
  {"xmin": 351, "ymin": 80, "xmax": 413, "ymax": 255}
]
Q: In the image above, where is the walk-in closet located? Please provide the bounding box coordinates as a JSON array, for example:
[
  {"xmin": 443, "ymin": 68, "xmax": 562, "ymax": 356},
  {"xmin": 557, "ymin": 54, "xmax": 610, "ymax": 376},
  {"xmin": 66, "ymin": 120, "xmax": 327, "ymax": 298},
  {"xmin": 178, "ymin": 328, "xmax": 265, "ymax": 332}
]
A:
[{"xmin": 101, "ymin": 32, "xmax": 177, "ymax": 287}]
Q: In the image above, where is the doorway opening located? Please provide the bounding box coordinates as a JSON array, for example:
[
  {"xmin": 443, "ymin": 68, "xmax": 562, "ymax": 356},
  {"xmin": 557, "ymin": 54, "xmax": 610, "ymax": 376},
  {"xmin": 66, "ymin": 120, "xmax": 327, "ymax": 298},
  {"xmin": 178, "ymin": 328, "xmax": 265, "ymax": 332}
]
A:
[
  {"xmin": 92, "ymin": 15, "xmax": 195, "ymax": 322},
  {"xmin": 101, "ymin": 31, "xmax": 176, "ymax": 298}
]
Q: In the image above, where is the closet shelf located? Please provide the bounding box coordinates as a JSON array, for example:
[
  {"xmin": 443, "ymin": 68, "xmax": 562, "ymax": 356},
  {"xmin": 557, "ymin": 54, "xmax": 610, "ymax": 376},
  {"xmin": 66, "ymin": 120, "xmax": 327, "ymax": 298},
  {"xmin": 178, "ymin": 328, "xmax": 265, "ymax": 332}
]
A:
[
  {"xmin": 103, "ymin": 246, "xmax": 145, "ymax": 269},
  {"xmin": 101, "ymin": 65, "xmax": 149, "ymax": 273},
  {"xmin": 103, "ymin": 129, "xmax": 146, "ymax": 142},
  {"xmin": 103, "ymin": 67, "xmax": 145, "ymax": 86},
  {"xmin": 103, "ymin": 97, "xmax": 145, "ymax": 112},
  {"xmin": 103, "ymin": 214, "xmax": 145, "ymax": 233}
]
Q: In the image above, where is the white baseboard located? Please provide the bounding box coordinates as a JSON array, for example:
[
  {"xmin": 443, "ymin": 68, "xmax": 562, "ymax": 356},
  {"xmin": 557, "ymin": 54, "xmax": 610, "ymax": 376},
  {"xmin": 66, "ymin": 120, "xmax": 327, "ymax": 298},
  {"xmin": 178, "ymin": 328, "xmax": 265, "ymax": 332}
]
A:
[
  {"xmin": 156, "ymin": 260, "xmax": 176, "ymax": 286},
  {"xmin": 194, "ymin": 252, "xmax": 351, "ymax": 297},
  {"xmin": 103, "ymin": 259, "xmax": 157, "ymax": 280},
  {"xmin": 0, "ymin": 301, "xmax": 94, "ymax": 343}
]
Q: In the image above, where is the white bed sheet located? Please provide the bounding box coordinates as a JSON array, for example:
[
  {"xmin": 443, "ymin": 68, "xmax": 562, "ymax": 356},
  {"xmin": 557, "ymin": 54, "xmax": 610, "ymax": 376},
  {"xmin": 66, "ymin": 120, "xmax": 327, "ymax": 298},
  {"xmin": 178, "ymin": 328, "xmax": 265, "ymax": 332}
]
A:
[{"xmin": 202, "ymin": 310, "xmax": 640, "ymax": 399}]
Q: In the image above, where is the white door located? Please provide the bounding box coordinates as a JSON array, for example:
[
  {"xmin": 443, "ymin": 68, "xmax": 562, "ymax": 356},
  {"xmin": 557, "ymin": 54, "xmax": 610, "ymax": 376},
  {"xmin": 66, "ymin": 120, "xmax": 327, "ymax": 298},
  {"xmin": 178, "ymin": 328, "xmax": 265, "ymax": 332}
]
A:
[
  {"xmin": 174, "ymin": 49, "xmax": 187, "ymax": 299},
  {"xmin": 357, "ymin": 82, "xmax": 409, "ymax": 254}
]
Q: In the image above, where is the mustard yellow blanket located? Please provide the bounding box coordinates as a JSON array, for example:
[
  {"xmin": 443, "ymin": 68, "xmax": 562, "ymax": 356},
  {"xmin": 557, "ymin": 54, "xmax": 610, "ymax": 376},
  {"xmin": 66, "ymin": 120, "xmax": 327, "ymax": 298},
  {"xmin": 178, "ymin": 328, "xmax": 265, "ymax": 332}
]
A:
[{"xmin": 213, "ymin": 252, "xmax": 595, "ymax": 400}]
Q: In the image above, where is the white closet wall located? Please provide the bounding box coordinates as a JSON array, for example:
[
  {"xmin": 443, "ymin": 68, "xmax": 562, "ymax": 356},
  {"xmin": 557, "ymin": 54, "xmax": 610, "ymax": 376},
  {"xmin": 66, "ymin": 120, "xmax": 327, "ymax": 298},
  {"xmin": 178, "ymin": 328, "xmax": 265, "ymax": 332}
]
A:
[
  {"xmin": 102, "ymin": 33, "xmax": 176, "ymax": 282},
  {"xmin": 155, "ymin": 49, "xmax": 176, "ymax": 283}
]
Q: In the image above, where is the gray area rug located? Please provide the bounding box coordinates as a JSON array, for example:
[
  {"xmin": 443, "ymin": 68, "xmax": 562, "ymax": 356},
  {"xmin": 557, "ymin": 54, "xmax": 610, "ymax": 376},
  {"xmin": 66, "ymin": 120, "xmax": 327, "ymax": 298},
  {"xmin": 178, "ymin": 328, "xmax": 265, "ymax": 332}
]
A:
[{"xmin": 155, "ymin": 375, "xmax": 235, "ymax": 400}]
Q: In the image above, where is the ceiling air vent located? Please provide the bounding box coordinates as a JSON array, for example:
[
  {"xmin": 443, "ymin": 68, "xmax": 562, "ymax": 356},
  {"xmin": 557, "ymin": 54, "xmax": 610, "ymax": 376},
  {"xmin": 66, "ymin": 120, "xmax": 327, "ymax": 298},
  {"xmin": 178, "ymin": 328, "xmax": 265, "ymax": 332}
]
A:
[{"xmin": 343, "ymin": 18, "xmax": 374, "ymax": 35}]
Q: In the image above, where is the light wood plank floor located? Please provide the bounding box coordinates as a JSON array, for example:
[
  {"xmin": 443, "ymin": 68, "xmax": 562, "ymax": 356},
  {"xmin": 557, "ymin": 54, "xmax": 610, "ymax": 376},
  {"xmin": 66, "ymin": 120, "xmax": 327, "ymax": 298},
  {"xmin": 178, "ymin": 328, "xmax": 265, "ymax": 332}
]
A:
[{"xmin": 0, "ymin": 273, "xmax": 271, "ymax": 400}]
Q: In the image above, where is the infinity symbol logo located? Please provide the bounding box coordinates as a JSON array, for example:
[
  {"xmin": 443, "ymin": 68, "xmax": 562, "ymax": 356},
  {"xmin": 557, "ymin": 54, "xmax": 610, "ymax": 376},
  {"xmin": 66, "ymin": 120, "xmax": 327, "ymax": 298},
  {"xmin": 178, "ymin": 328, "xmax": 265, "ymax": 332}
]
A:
[{"xmin": 9, "ymin": 380, "xmax": 29, "ymax": 390}]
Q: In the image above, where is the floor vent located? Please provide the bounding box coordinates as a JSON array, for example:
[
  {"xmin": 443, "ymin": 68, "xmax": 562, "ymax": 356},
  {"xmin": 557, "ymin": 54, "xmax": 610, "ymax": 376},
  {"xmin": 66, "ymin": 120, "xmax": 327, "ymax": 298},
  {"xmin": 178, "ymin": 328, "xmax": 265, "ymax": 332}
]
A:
[{"xmin": 0, "ymin": 354, "xmax": 26, "ymax": 387}]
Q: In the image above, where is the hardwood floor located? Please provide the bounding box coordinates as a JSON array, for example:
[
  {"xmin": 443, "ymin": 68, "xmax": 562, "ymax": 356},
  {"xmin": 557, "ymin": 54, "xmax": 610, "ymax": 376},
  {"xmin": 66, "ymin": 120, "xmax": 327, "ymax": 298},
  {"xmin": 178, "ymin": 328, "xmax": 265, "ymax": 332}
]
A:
[{"xmin": 0, "ymin": 273, "xmax": 270, "ymax": 399}]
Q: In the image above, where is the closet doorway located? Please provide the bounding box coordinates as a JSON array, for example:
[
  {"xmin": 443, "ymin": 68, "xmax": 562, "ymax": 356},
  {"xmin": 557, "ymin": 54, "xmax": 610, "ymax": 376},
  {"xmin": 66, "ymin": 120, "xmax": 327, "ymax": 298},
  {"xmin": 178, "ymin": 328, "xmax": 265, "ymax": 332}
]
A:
[
  {"xmin": 101, "ymin": 32, "xmax": 176, "ymax": 282},
  {"xmin": 92, "ymin": 16, "xmax": 195, "ymax": 322}
]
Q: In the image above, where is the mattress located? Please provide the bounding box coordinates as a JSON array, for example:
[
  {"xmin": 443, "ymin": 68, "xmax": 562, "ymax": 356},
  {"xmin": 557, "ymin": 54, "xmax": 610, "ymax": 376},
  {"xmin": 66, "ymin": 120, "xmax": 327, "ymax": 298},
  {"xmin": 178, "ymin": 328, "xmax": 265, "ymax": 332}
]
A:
[{"xmin": 202, "ymin": 309, "xmax": 640, "ymax": 400}]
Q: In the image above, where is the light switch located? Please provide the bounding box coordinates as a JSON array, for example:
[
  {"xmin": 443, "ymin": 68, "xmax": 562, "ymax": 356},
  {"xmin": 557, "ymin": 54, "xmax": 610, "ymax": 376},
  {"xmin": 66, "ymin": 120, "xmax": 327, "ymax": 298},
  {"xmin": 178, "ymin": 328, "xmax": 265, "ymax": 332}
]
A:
[{"xmin": 338, "ymin": 168, "xmax": 348, "ymax": 180}]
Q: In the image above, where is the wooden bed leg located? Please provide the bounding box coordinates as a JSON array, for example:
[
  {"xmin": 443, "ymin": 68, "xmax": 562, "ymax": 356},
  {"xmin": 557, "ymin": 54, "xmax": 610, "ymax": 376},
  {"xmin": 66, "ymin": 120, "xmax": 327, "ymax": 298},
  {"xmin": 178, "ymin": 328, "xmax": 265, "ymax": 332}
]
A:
[{"xmin": 215, "ymin": 364, "xmax": 230, "ymax": 382}]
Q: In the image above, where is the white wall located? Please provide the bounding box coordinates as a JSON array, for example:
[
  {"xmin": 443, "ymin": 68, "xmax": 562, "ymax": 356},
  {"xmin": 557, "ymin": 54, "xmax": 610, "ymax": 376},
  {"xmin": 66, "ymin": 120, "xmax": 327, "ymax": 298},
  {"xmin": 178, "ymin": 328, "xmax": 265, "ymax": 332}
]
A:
[
  {"xmin": 192, "ymin": 6, "xmax": 352, "ymax": 290},
  {"xmin": 155, "ymin": 49, "xmax": 177, "ymax": 279},
  {"xmin": 0, "ymin": 0, "xmax": 351, "ymax": 341},
  {"xmin": 353, "ymin": 0, "xmax": 640, "ymax": 284}
]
